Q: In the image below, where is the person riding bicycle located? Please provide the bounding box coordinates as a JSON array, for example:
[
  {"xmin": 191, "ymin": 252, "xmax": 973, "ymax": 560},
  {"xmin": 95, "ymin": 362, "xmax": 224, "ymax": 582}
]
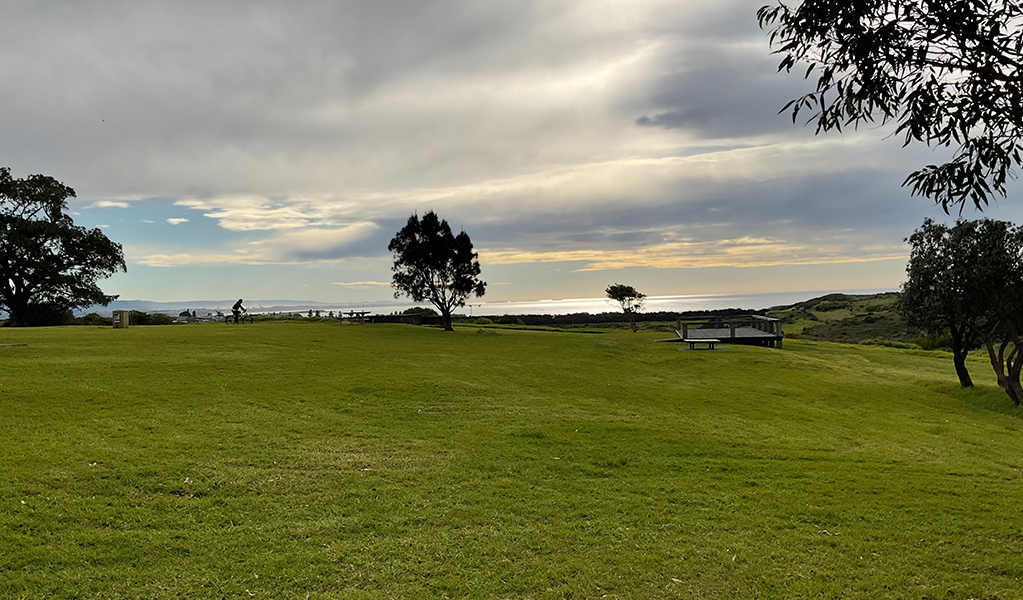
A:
[{"xmin": 232, "ymin": 299, "xmax": 246, "ymax": 323}]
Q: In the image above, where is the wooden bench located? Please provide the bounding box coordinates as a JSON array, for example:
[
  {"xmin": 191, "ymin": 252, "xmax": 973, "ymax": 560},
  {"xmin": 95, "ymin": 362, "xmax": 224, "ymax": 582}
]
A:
[{"xmin": 683, "ymin": 338, "xmax": 719, "ymax": 350}]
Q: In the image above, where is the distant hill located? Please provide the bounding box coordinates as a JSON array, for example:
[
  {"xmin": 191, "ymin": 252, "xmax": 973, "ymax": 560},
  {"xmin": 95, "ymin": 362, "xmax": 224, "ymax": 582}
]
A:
[{"xmin": 766, "ymin": 292, "xmax": 919, "ymax": 344}]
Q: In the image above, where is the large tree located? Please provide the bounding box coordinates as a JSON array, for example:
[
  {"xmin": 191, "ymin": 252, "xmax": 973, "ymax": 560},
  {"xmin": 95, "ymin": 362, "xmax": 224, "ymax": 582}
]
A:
[
  {"xmin": 388, "ymin": 211, "xmax": 485, "ymax": 331},
  {"xmin": 899, "ymin": 218, "xmax": 979, "ymax": 387},
  {"xmin": 964, "ymin": 219, "xmax": 1023, "ymax": 405},
  {"xmin": 605, "ymin": 283, "xmax": 646, "ymax": 333},
  {"xmin": 759, "ymin": 0, "xmax": 1023, "ymax": 212},
  {"xmin": 900, "ymin": 218, "xmax": 1023, "ymax": 404},
  {"xmin": 0, "ymin": 167, "xmax": 126, "ymax": 327}
]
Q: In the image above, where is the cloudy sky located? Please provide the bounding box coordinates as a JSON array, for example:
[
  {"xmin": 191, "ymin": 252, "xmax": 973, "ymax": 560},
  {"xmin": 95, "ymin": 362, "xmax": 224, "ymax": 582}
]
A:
[{"xmin": 3, "ymin": 0, "xmax": 1018, "ymax": 304}]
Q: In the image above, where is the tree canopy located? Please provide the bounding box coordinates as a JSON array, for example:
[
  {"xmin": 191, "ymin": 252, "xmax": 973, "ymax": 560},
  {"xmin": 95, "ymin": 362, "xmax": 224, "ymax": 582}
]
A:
[
  {"xmin": 759, "ymin": 0, "xmax": 1023, "ymax": 212},
  {"xmin": 605, "ymin": 283, "xmax": 646, "ymax": 333},
  {"xmin": 899, "ymin": 218, "xmax": 981, "ymax": 387},
  {"xmin": 0, "ymin": 167, "xmax": 126, "ymax": 327},
  {"xmin": 388, "ymin": 211, "xmax": 485, "ymax": 331},
  {"xmin": 900, "ymin": 218, "xmax": 1023, "ymax": 404}
]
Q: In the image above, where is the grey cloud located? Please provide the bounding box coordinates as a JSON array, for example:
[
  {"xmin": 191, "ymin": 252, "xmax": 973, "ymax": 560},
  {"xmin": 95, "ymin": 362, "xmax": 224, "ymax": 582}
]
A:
[
  {"xmin": 0, "ymin": 0, "xmax": 646, "ymax": 198},
  {"xmin": 622, "ymin": 0, "xmax": 812, "ymax": 140},
  {"xmin": 632, "ymin": 48, "xmax": 806, "ymax": 139},
  {"xmin": 4, "ymin": 0, "xmax": 978, "ymax": 279},
  {"xmin": 464, "ymin": 165, "xmax": 927, "ymax": 261}
]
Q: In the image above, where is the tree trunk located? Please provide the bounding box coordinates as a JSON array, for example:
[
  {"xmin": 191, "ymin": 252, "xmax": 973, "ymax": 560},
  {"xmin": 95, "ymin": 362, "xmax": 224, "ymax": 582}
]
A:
[
  {"xmin": 628, "ymin": 313, "xmax": 638, "ymax": 333},
  {"xmin": 441, "ymin": 307, "xmax": 454, "ymax": 331},
  {"xmin": 1008, "ymin": 345, "xmax": 1023, "ymax": 406},
  {"xmin": 7, "ymin": 295, "xmax": 29, "ymax": 327},
  {"xmin": 984, "ymin": 340, "xmax": 1022, "ymax": 405},
  {"xmin": 949, "ymin": 326, "xmax": 973, "ymax": 387},
  {"xmin": 1006, "ymin": 377, "xmax": 1023, "ymax": 406},
  {"xmin": 953, "ymin": 350, "xmax": 974, "ymax": 388}
]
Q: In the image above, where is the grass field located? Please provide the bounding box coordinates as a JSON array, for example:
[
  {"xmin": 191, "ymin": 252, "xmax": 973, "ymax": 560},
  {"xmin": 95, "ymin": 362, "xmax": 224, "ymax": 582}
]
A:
[{"xmin": 2, "ymin": 321, "xmax": 1022, "ymax": 599}]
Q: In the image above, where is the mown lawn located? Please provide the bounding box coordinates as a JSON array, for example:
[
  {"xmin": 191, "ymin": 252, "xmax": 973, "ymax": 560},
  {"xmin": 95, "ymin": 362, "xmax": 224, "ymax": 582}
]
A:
[{"xmin": 1, "ymin": 321, "xmax": 1021, "ymax": 599}]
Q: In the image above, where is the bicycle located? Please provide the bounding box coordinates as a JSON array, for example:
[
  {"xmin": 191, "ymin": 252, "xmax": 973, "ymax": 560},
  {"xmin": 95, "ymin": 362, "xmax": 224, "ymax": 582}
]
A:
[{"xmin": 225, "ymin": 311, "xmax": 254, "ymax": 324}]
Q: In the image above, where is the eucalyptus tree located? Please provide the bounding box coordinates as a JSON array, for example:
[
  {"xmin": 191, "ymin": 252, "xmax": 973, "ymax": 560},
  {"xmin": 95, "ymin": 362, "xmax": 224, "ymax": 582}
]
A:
[
  {"xmin": 901, "ymin": 218, "xmax": 1023, "ymax": 405},
  {"xmin": 900, "ymin": 219, "xmax": 979, "ymax": 386},
  {"xmin": 759, "ymin": 0, "xmax": 1023, "ymax": 212}
]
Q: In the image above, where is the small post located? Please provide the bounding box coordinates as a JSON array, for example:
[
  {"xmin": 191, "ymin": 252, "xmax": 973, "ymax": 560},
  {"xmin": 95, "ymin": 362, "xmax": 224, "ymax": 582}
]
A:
[{"xmin": 730, "ymin": 321, "xmax": 735, "ymax": 339}]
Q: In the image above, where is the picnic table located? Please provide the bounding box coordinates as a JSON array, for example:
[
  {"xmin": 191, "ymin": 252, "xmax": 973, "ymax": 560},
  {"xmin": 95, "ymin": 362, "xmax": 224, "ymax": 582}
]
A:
[{"xmin": 682, "ymin": 338, "xmax": 719, "ymax": 350}]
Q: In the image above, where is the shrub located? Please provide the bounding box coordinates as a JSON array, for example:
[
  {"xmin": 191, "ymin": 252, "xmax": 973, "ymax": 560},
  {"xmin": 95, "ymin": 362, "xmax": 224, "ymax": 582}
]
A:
[
  {"xmin": 911, "ymin": 333, "xmax": 954, "ymax": 350},
  {"xmin": 860, "ymin": 337, "xmax": 921, "ymax": 350},
  {"xmin": 77, "ymin": 313, "xmax": 113, "ymax": 326},
  {"xmin": 815, "ymin": 300, "xmax": 851, "ymax": 311},
  {"xmin": 128, "ymin": 310, "xmax": 176, "ymax": 325},
  {"xmin": 403, "ymin": 307, "xmax": 439, "ymax": 317},
  {"xmin": 475, "ymin": 317, "xmax": 493, "ymax": 325},
  {"xmin": 497, "ymin": 315, "xmax": 525, "ymax": 325}
]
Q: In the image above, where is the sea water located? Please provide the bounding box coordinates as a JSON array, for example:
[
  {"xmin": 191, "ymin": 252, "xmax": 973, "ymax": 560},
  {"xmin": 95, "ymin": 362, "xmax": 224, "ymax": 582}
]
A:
[{"xmin": 247, "ymin": 288, "xmax": 896, "ymax": 317}]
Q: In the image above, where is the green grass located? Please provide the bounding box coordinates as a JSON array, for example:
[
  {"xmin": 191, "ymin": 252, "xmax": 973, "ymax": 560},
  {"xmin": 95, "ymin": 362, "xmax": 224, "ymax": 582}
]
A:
[{"xmin": 1, "ymin": 322, "xmax": 1022, "ymax": 599}]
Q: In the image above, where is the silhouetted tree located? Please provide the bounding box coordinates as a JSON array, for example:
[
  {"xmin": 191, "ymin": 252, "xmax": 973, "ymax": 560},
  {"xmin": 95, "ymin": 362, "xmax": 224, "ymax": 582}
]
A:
[
  {"xmin": 0, "ymin": 168, "xmax": 125, "ymax": 327},
  {"xmin": 759, "ymin": 0, "xmax": 1023, "ymax": 212},
  {"xmin": 900, "ymin": 218, "xmax": 1023, "ymax": 404},
  {"xmin": 388, "ymin": 211, "xmax": 485, "ymax": 331},
  {"xmin": 899, "ymin": 219, "xmax": 979, "ymax": 387},
  {"xmin": 606, "ymin": 283, "xmax": 646, "ymax": 333}
]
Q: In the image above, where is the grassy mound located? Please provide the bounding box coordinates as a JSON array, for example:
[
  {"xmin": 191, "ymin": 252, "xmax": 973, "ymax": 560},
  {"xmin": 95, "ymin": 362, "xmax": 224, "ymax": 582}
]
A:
[
  {"xmin": 767, "ymin": 292, "xmax": 920, "ymax": 344},
  {"xmin": 1, "ymin": 322, "xmax": 1021, "ymax": 599}
]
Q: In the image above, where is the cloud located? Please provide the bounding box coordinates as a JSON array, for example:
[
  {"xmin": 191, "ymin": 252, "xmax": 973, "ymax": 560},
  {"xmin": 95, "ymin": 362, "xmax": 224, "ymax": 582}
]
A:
[
  {"xmin": 332, "ymin": 281, "xmax": 392, "ymax": 287},
  {"xmin": 166, "ymin": 218, "xmax": 189, "ymax": 225},
  {"xmin": 138, "ymin": 222, "xmax": 380, "ymax": 266},
  {"xmin": 130, "ymin": 132, "xmax": 926, "ymax": 272},
  {"xmin": 479, "ymin": 237, "xmax": 906, "ymax": 271},
  {"xmin": 87, "ymin": 200, "xmax": 131, "ymax": 209},
  {"xmin": 175, "ymin": 196, "xmax": 321, "ymax": 231},
  {"xmin": 1, "ymin": 0, "xmax": 987, "ymax": 300}
]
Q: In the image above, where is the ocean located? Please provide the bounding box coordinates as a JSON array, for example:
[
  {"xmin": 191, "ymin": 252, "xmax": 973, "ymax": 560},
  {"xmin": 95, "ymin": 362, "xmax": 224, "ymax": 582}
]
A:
[
  {"xmin": 242, "ymin": 288, "xmax": 896, "ymax": 317},
  {"xmin": 460, "ymin": 288, "xmax": 896, "ymax": 316}
]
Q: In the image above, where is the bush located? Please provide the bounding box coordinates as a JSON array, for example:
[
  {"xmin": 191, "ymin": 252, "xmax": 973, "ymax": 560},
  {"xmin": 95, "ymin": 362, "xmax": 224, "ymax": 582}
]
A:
[
  {"xmin": 860, "ymin": 337, "xmax": 921, "ymax": 349},
  {"xmin": 77, "ymin": 313, "xmax": 113, "ymax": 326},
  {"xmin": 128, "ymin": 310, "xmax": 176, "ymax": 325},
  {"xmin": 815, "ymin": 300, "xmax": 851, "ymax": 311},
  {"xmin": 497, "ymin": 315, "xmax": 525, "ymax": 325},
  {"xmin": 475, "ymin": 317, "xmax": 493, "ymax": 325},
  {"xmin": 403, "ymin": 307, "xmax": 439, "ymax": 317},
  {"xmin": 911, "ymin": 333, "xmax": 954, "ymax": 350}
]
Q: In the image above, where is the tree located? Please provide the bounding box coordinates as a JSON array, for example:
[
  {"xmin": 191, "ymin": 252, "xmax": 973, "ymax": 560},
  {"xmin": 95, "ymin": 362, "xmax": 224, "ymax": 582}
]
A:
[
  {"xmin": 0, "ymin": 167, "xmax": 126, "ymax": 327},
  {"xmin": 899, "ymin": 218, "xmax": 1023, "ymax": 404},
  {"xmin": 963, "ymin": 219, "xmax": 1023, "ymax": 405},
  {"xmin": 388, "ymin": 211, "xmax": 486, "ymax": 331},
  {"xmin": 402, "ymin": 306, "xmax": 440, "ymax": 317},
  {"xmin": 759, "ymin": 0, "xmax": 1023, "ymax": 212},
  {"xmin": 899, "ymin": 218, "xmax": 979, "ymax": 387},
  {"xmin": 605, "ymin": 283, "xmax": 646, "ymax": 333}
]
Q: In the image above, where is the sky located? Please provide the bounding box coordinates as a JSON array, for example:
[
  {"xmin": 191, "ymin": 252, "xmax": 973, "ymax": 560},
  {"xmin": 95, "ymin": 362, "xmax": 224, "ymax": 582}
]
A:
[{"xmin": 4, "ymin": 0, "xmax": 1021, "ymax": 305}]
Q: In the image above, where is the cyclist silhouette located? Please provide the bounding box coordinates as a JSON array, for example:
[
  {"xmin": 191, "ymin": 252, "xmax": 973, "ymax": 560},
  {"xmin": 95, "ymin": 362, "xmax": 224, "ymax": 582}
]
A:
[{"xmin": 232, "ymin": 299, "xmax": 246, "ymax": 323}]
